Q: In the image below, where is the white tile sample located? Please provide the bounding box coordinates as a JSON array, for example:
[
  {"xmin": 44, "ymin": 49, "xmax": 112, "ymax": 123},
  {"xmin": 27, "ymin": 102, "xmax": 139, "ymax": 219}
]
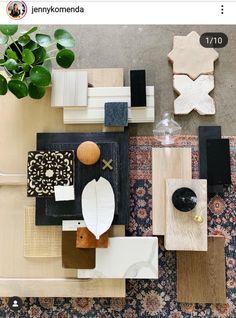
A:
[
  {"xmin": 174, "ymin": 75, "xmax": 215, "ymax": 115},
  {"xmin": 82, "ymin": 177, "xmax": 115, "ymax": 239},
  {"xmin": 51, "ymin": 70, "xmax": 88, "ymax": 107},
  {"xmin": 62, "ymin": 220, "xmax": 86, "ymax": 231},
  {"xmin": 168, "ymin": 31, "xmax": 219, "ymax": 80},
  {"xmin": 63, "ymin": 86, "xmax": 155, "ymax": 124},
  {"xmin": 77, "ymin": 237, "xmax": 158, "ymax": 279},
  {"xmin": 54, "ymin": 185, "xmax": 75, "ymax": 201}
]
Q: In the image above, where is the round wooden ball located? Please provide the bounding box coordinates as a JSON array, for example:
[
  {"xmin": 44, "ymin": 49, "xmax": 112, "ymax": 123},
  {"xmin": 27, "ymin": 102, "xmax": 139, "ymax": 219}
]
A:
[{"xmin": 77, "ymin": 141, "xmax": 101, "ymax": 165}]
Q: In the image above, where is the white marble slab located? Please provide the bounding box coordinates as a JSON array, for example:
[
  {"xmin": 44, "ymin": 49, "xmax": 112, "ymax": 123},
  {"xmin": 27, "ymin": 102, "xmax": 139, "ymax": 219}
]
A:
[{"xmin": 77, "ymin": 237, "xmax": 158, "ymax": 279}]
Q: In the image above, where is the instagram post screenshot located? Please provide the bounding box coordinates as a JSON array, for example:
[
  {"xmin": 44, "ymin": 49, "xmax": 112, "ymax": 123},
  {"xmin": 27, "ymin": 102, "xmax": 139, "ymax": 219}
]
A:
[{"xmin": 0, "ymin": 0, "xmax": 235, "ymax": 317}]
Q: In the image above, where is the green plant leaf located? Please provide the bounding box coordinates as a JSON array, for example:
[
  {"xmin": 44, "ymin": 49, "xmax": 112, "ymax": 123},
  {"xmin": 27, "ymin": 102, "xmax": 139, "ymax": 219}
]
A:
[
  {"xmin": 18, "ymin": 35, "xmax": 31, "ymax": 46},
  {"xmin": 33, "ymin": 47, "xmax": 46, "ymax": 64},
  {"xmin": 24, "ymin": 40, "xmax": 39, "ymax": 51},
  {"xmin": 0, "ymin": 74, "xmax": 8, "ymax": 95},
  {"xmin": 11, "ymin": 73, "xmax": 24, "ymax": 80},
  {"xmin": 6, "ymin": 49, "xmax": 18, "ymax": 60},
  {"xmin": 35, "ymin": 34, "xmax": 52, "ymax": 48},
  {"xmin": 8, "ymin": 80, "xmax": 28, "ymax": 99},
  {"xmin": 0, "ymin": 25, "xmax": 18, "ymax": 36},
  {"xmin": 22, "ymin": 49, "xmax": 35, "ymax": 65},
  {"xmin": 28, "ymin": 82, "xmax": 46, "ymax": 99},
  {"xmin": 21, "ymin": 27, "xmax": 38, "ymax": 36},
  {"xmin": 57, "ymin": 43, "xmax": 65, "ymax": 50},
  {"xmin": 56, "ymin": 49, "xmax": 75, "ymax": 68},
  {"xmin": 30, "ymin": 66, "xmax": 51, "ymax": 86},
  {"xmin": 22, "ymin": 63, "xmax": 30, "ymax": 72},
  {"xmin": 4, "ymin": 58, "xmax": 18, "ymax": 71},
  {"xmin": 54, "ymin": 29, "xmax": 75, "ymax": 48},
  {"xmin": 42, "ymin": 59, "xmax": 52, "ymax": 73},
  {"xmin": 0, "ymin": 35, "xmax": 8, "ymax": 45},
  {"xmin": 0, "ymin": 59, "xmax": 5, "ymax": 65}
]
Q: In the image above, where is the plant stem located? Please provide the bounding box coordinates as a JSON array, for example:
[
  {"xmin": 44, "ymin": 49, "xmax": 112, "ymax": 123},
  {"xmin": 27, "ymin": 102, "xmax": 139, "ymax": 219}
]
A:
[
  {"xmin": 10, "ymin": 36, "xmax": 22, "ymax": 56},
  {"xmin": 47, "ymin": 49, "xmax": 58, "ymax": 54},
  {"xmin": 21, "ymin": 72, "xmax": 25, "ymax": 81},
  {"xmin": 47, "ymin": 41, "xmax": 57, "ymax": 48},
  {"xmin": 44, "ymin": 57, "xmax": 56, "ymax": 62}
]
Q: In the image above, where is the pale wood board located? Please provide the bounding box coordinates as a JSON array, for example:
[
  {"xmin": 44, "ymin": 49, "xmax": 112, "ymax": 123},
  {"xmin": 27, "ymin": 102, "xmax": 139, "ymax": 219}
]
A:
[
  {"xmin": 0, "ymin": 278, "xmax": 126, "ymax": 297},
  {"xmin": 152, "ymin": 148, "xmax": 192, "ymax": 236},
  {"xmin": 168, "ymin": 31, "xmax": 219, "ymax": 80},
  {"xmin": 177, "ymin": 236, "xmax": 226, "ymax": 303},
  {"xmin": 173, "ymin": 75, "xmax": 215, "ymax": 115},
  {"xmin": 165, "ymin": 179, "xmax": 207, "ymax": 251},
  {"xmin": 0, "ymin": 68, "xmax": 126, "ymax": 297},
  {"xmin": 0, "ymin": 173, "xmax": 26, "ymax": 186},
  {"xmin": 0, "ymin": 68, "xmax": 124, "ymax": 175}
]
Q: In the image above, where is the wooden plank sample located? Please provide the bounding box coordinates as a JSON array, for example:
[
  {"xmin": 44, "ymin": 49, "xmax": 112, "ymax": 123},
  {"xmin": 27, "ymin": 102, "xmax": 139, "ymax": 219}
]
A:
[
  {"xmin": 63, "ymin": 86, "xmax": 155, "ymax": 124},
  {"xmin": 165, "ymin": 179, "xmax": 207, "ymax": 251},
  {"xmin": 168, "ymin": 31, "xmax": 219, "ymax": 80},
  {"xmin": 152, "ymin": 148, "xmax": 192, "ymax": 236},
  {"xmin": 24, "ymin": 206, "xmax": 61, "ymax": 258},
  {"xmin": 0, "ymin": 68, "xmax": 124, "ymax": 175},
  {"xmin": 77, "ymin": 237, "xmax": 158, "ymax": 279},
  {"xmin": 0, "ymin": 278, "xmax": 126, "ymax": 298},
  {"xmin": 62, "ymin": 231, "xmax": 95, "ymax": 269},
  {"xmin": 173, "ymin": 75, "xmax": 215, "ymax": 115},
  {"xmin": 51, "ymin": 70, "xmax": 88, "ymax": 107},
  {"xmin": 0, "ymin": 173, "xmax": 26, "ymax": 186},
  {"xmin": 36, "ymin": 132, "xmax": 129, "ymax": 225},
  {"xmin": 76, "ymin": 228, "xmax": 108, "ymax": 248},
  {"xmin": 177, "ymin": 236, "xmax": 226, "ymax": 303}
]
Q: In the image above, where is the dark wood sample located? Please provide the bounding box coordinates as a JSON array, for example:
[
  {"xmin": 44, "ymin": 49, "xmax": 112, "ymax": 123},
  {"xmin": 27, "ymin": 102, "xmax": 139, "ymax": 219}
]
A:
[
  {"xmin": 130, "ymin": 70, "xmax": 146, "ymax": 107},
  {"xmin": 62, "ymin": 231, "xmax": 95, "ymax": 269},
  {"xmin": 206, "ymin": 139, "xmax": 231, "ymax": 186},
  {"xmin": 198, "ymin": 126, "xmax": 221, "ymax": 179},
  {"xmin": 76, "ymin": 227, "xmax": 108, "ymax": 248},
  {"xmin": 36, "ymin": 131, "xmax": 129, "ymax": 225},
  {"xmin": 177, "ymin": 236, "xmax": 226, "ymax": 303}
]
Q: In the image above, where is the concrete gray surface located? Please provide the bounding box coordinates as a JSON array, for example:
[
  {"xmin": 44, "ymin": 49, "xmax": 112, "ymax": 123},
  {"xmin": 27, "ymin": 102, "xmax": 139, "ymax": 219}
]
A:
[{"xmin": 32, "ymin": 25, "xmax": 236, "ymax": 135}]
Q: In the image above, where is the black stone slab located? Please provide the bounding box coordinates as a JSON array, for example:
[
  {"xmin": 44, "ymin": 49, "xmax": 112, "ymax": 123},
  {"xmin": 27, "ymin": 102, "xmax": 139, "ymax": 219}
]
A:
[
  {"xmin": 198, "ymin": 126, "xmax": 222, "ymax": 179},
  {"xmin": 36, "ymin": 131, "xmax": 129, "ymax": 225},
  {"xmin": 130, "ymin": 70, "xmax": 146, "ymax": 107},
  {"xmin": 172, "ymin": 187, "xmax": 197, "ymax": 212},
  {"xmin": 206, "ymin": 139, "xmax": 231, "ymax": 186}
]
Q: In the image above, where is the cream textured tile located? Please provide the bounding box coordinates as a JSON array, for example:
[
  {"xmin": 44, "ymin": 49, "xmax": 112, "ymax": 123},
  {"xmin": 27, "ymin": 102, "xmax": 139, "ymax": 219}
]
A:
[
  {"xmin": 77, "ymin": 237, "xmax": 158, "ymax": 279},
  {"xmin": 54, "ymin": 185, "xmax": 75, "ymax": 201},
  {"xmin": 168, "ymin": 31, "xmax": 219, "ymax": 80},
  {"xmin": 51, "ymin": 70, "xmax": 88, "ymax": 107},
  {"xmin": 152, "ymin": 148, "xmax": 192, "ymax": 236},
  {"xmin": 24, "ymin": 206, "xmax": 62, "ymax": 258},
  {"xmin": 165, "ymin": 179, "xmax": 207, "ymax": 251},
  {"xmin": 173, "ymin": 75, "xmax": 215, "ymax": 115}
]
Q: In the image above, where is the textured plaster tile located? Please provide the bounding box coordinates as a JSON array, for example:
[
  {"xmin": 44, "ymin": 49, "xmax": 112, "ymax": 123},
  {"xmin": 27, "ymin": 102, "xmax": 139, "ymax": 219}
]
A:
[
  {"xmin": 173, "ymin": 75, "xmax": 215, "ymax": 115},
  {"xmin": 168, "ymin": 31, "xmax": 219, "ymax": 80}
]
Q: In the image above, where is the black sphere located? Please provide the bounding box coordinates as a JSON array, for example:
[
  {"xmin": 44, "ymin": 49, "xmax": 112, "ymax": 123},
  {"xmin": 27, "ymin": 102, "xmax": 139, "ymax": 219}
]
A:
[{"xmin": 172, "ymin": 187, "xmax": 197, "ymax": 212}]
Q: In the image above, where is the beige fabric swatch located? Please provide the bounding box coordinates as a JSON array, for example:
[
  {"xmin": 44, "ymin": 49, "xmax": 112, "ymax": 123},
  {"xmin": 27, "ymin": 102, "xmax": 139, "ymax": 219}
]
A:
[{"xmin": 24, "ymin": 206, "xmax": 62, "ymax": 257}]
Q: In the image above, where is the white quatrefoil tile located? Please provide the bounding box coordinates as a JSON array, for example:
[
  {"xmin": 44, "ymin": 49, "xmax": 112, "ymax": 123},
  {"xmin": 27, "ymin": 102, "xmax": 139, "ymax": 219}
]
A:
[
  {"xmin": 168, "ymin": 31, "xmax": 219, "ymax": 80},
  {"xmin": 173, "ymin": 75, "xmax": 215, "ymax": 115}
]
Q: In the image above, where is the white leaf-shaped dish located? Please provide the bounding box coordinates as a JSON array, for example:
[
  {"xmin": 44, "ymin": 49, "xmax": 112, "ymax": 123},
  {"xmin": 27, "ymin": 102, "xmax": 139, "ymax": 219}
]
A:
[{"xmin": 82, "ymin": 177, "xmax": 115, "ymax": 239}]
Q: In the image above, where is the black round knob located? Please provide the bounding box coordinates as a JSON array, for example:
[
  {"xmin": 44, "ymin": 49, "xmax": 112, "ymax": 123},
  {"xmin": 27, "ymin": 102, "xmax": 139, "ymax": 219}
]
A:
[{"xmin": 172, "ymin": 187, "xmax": 197, "ymax": 212}]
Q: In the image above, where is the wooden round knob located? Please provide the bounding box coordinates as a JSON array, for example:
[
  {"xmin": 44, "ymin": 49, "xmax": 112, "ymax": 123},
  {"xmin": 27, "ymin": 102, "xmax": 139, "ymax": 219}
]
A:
[{"xmin": 77, "ymin": 141, "xmax": 100, "ymax": 165}]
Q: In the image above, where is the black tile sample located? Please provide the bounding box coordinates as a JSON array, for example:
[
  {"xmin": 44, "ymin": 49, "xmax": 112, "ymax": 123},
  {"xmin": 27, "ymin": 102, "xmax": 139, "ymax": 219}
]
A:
[
  {"xmin": 130, "ymin": 70, "xmax": 146, "ymax": 107},
  {"xmin": 198, "ymin": 126, "xmax": 221, "ymax": 179},
  {"xmin": 206, "ymin": 139, "xmax": 231, "ymax": 186},
  {"xmin": 172, "ymin": 187, "xmax": 197, "ymax": 212},
  {"xmin": 36, "ymin": 131, "xmax": 129, "ymax": 225},
  {"xmin": 27, "ymin": 150, "xmax": 74, "ymax": 197}
]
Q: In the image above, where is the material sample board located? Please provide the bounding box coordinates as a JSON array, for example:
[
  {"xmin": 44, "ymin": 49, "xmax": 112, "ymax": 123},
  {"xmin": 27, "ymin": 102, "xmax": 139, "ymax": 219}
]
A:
[
  {"xmin": 36, "ymin": 132, "xmax": 129, "ymax": 225},
  {"xmin": 76, "ymin": 228, "xmax": 108, "ymax": 248},
  {"xmin": 130, "ymin": 70, "xmax": 146, "ymax": 107},
  {"xmin": 165, "ymin": 179, "xmax": 207, "ymax": 251},
  {"xmin": 104, "ymin": 102, "xmax": 128, "ymax": 126},
  {"xmin": 24, "ymin": 206, "xmax": 61, "ymax": 257},
  {"xmin": 207, "ymin": 139, "xmax": 231, "ymax": 186},
  {"xmin": 152, "ymin": 148, "xmax": 192, "ymax": 235},
  {"xmin": 77, "ymin": 237, "xmax": 158, "ymax": 279},
  {"xmin": 177, "ymin": 236, "xmax": 226, "ymax": 303}
]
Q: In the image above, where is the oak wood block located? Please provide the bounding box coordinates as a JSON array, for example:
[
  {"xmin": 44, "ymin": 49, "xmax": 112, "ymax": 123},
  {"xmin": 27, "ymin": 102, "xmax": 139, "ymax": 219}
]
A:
[
  {"xmin": 152, "ymin": 148, "xmax": 192, "ymax": 235},
  {"xmin": 177, "ymin": 236, "xmax": 226, "ymax": 303},
  {"xmin": 165, "ymin": 179, "xmax": 207, "ymax": 251},
  {"xmin": 76, "ymin": 227, "xmax": 108, "ymax": 248}
]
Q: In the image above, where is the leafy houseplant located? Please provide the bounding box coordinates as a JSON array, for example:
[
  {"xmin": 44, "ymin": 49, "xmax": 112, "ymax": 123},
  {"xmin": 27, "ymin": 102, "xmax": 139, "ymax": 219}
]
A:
[{"xmin": 0, "ymin": 25, "xmax": 75, "ymax": 99}]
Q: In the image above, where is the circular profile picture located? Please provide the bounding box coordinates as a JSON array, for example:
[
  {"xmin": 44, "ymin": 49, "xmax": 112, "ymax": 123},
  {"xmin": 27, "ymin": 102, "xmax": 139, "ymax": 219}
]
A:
[{"xmin": 7, "ymin": 1, "xmax": 27, "ymax": 20}]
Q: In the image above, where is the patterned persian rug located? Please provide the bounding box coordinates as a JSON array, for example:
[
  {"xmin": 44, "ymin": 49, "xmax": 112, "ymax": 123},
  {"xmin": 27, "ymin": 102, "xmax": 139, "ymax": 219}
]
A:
[{"xmin": 0, "ymin": 136, "xmax": 235, "ymax": 318}]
